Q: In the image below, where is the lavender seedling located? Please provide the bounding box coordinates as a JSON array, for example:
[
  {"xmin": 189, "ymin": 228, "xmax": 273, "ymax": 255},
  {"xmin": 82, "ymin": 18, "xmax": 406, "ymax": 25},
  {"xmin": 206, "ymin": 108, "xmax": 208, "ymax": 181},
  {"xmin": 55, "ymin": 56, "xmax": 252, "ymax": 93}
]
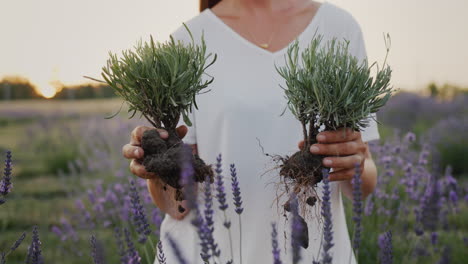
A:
[
  {"xmin": 94, "ymin": 25, "xmax": 217, "ymax": 198},
  {"xmin": 276, "ymin": 34, "xmax": 393, "ymax": 209}
]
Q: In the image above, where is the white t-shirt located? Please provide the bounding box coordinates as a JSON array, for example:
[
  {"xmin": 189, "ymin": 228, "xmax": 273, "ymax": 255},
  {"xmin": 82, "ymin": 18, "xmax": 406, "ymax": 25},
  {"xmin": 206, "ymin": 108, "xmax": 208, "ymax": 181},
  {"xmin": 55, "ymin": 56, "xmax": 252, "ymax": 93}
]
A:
[{"xmin": 158, "ymin": 2, "xmax": 379, "ymax": 264}]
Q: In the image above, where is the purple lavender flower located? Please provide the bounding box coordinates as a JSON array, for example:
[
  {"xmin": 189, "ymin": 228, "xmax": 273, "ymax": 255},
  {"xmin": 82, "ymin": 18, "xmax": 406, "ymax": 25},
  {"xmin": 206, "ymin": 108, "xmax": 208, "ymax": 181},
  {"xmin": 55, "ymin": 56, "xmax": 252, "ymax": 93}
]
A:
[
  {"xmin": 271, "ymin": 223, "xmax": 282, "ymax": 264},
  {"xmin": 10, "ymin": 232, "xmax": 26, "ymax": 253},
  {"xmin": 378, "ymin": 231, "xmax": 393, "ymax": 264},
  {"xmin": 438, "ymin": 246, "xmax": 451, "ymax": 264},
  {"xmin": 351, "ymin": 165, "xmax": 363, "ymax": 253},
  {"xmin": 1, "ymin": 231, "xmax": 26, "ymax": 263},
  {"xmin": 364, "ymin": 195, "xmax": 374, "ymax": 216},
  {"xmin": 416, "ymin": 177, "xmax": 441, "ymax": 232},
  {"xmin": 431, "ymin": 232, "xmax": 438, "ymax": 246},
  {"xmin": 230, "ymin": 164, "xmax": 243, "ymax": 215},
  {"xmin": 113, "ymin": 228, "xmax": 128, "ymax": 264},
  {"xmin": 203, "ymin": 178, "xmax": 220, "ymax": 258},
  {"xmin": 124, "ymin": 228, "xmax": 141, "ymax": 264},
  {"xmin": 449, "ymin": 190, "xmax": 458, "ymax": 206},
  {"xmin": 179, "ymin": 144, "xmax": 197, "ymax": 210},
  {"xmin": 90, "ymin": 235, "xmax": 106, "ymax": 264},
  {"xmin": 231, "ymin": 163, "xmax": 244, "ymax": 264},
  {"xmin": 215, "ymin": 154, "xmax": 228, "ymax": 211},
  {"xmin": 191, "ymin": 208, "xmax": 211, "ymax": 262},
  {"xmin": 129, "ymin": 179, "xmax": 151, "ymax": 243},
  {"xmin": 404, "ymin": 132, "xmax": 416, "ymax": 143},
  {"xmin": 152, "ymin": 208, "xmax": 163, "ymax": 236},
  {"xmin": 0, "ymin": 151, "xmax": 13, "ymax": 203},
  {"xmin": 321, "ymin": 169, "xmax": 333, "ymax": 264},
  {"xmin": 290, "ymin": 194, "xmax": 305, "ymax": 264},
  {"xmin": 157, "ymin": 241, "xmax": 167, "ymax": 264},
  {"xmin": 166, "ymin": 235, "xmax": 188, "ymax": 264},
  {"xmin": 26, "ymin": 226, "xmax": 43, "ymax": 264}
]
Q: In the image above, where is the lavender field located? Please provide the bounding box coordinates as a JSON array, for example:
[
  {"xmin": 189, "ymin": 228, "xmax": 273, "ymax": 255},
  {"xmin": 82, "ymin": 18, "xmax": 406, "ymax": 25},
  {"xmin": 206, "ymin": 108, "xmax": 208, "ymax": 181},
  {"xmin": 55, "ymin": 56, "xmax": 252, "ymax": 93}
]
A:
[{"xmin": 0, "ymin": 92, "xmax": 467, "ymax": 263}]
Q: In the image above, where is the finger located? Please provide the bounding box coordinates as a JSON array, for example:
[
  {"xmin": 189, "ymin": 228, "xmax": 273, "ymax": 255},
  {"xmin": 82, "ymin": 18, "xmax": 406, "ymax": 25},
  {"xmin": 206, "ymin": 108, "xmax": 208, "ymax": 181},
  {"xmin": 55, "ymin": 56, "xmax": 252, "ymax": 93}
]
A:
[
  {"xmin": 130, "ymin": 159, "xmax": 156, "ymax": 179},
  {"xmin": 298, "ymin": 140, "xmax": 305, "ymax": 150},
  {"xmin": 176, "ymin": 125, "xmax": 188, "ymax": 139},
  {"xmin": 329, "ymin": 168, "xmax": 355, "ymax": 182},
  {"xmin": 310, "ymin": 141, "xmax": 365, "ymax": 156},
  {"xmin": 317, "ymin": 128, "xmax": 361, "ymax": 143},
  {"xmin": 322, "ymin": 154, "xmax": 364, "ymax": 168},
  {"xmin": 130, "ymin": 126, "xmax": 168, "ymax": 145},
  {"xmin": 123, "ymin": 144, "xmax": 144, "ymax": 159}
]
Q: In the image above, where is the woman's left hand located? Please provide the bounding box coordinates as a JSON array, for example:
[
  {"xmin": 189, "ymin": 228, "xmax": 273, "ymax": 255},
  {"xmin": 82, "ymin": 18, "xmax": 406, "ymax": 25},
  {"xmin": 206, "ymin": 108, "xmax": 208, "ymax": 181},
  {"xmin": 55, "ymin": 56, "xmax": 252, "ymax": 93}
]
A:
[{"xmin": 299, "ymin": 128, "xmax": 367, "ymax": 182}]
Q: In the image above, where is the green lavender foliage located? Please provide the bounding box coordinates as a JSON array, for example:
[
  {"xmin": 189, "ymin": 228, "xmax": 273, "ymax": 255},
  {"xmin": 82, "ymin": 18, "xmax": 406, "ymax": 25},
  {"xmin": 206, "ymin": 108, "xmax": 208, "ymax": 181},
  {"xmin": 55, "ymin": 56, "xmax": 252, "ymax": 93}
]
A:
[
  {"xmin": 101, "ymin": 25, "xmax": 217, "ymax": 129},
  {"xmin": 277, "ymin": 34, "xmax": 393, "ymax": 131}
]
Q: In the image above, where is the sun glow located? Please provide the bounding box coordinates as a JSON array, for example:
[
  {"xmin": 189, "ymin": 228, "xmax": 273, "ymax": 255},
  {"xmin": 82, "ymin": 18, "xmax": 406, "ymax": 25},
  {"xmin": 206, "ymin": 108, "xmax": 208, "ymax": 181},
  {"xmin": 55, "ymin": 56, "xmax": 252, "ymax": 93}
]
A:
[{"xmin": 34, "ymin": 79, "xmax": 60, "ymax": 99}]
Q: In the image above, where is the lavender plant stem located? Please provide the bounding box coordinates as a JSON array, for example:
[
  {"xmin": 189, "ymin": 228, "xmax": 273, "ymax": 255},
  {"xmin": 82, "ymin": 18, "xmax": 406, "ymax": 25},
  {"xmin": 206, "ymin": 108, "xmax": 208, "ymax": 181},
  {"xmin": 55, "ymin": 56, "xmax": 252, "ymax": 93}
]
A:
[
  {"xmin": 239, "ymin": 214, "xmax": 243, "ymax": 264},
  {"xmin": 223, "ymin": 211, "xmax": 234, "ymax": 262}
]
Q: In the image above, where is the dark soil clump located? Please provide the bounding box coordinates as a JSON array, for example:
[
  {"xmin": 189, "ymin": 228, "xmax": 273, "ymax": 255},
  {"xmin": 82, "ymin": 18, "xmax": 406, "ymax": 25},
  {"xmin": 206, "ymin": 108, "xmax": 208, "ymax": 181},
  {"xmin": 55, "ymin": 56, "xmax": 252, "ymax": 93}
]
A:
[
  {"xmin": 279, "ymin": 150, "xmax": 324, "ymax": 187},
  {"xmin": 141, "ymin": 129, "xmax": 213, "ymax": 192}
]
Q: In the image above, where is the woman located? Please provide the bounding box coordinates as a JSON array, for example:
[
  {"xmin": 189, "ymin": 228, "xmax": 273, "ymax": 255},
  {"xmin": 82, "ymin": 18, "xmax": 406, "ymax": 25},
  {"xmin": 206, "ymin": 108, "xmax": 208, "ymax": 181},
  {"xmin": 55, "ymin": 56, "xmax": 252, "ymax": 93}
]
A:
[{"xmin": 122, "ymin": 0, "xmax": 379, "ymax": 263}]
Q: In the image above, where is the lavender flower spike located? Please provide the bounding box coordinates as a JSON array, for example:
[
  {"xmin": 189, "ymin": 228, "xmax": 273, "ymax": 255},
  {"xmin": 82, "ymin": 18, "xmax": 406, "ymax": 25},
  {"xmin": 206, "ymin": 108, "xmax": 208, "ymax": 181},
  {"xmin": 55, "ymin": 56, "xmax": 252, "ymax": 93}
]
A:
[
  {"xmin": 290, "ymin": 194, "xmax": 304, "ymax": 264},
  {"xmin": 203, "ymin": 176, "xmax": 221, "ymax": 258},
  {"xmin": 215, "ymin": 154, "xmax": 229, "ymax": 211},
  {"xmin": 10, "ymin": 232, "xmax": 26, "ymax": 254},
  {"xmin": 351, "ymin": 164, "xmax": 363, "ymax": 252},
  {"xmin": 271, "ymin": 223, "xmax": 282, "ymax": 264},
  {"xmin": 231, "ymin": 163, "xmax": 244, "ymax": 264},
  {"xmin": 321, "ymin": 168, "xmax": 333, "ymax": 264},
  {"xmin": 129, "ymin": 179, "xmax": 152, "ymax": 243},
  {"xmin": 166, "ymin": 235, "xmax": 189, "ymax": 264},
  {"xmin": 157, "ymin": 241, "xmax": 167, "ymax": 264},
  {"xmin": 230, "ymin": 164, "xmax": 243, "ymax": 215},
  {"xmin": 179, "ymin": 144, "xmax": 197, "ymax": 210},
  {"xmin": 90, "ymin": 235, "xmax": 106, "ymax": 264},
  {"xmin": 113, "ymin": 228, "xmax": 128, "ymax": 264},
  {"xmin": 26, "ymin": 226, "xmax": 43, "ymax": 264},
  {"xmin": 378, "ymin": 231, "xmax": 393, "ymax": 264},
  {"xmin": 0, "ymin": 151, "xmax": 13, "ymax": 205},
  {"xmin": 124, "ymin": 228, "xmax": 141, "ymax": 264}
]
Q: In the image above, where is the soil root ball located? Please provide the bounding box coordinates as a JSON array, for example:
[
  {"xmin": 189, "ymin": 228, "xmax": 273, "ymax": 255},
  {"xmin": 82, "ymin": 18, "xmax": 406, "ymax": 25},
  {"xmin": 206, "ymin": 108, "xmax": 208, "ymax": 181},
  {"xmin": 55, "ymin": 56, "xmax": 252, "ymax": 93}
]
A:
[
  {"xmin": 279, "ymin": 150, "xmax": 324, "ymax": 186},
  {"xmin": 141, "ymin": 130, "xmax": 213, "ymax": 190}
]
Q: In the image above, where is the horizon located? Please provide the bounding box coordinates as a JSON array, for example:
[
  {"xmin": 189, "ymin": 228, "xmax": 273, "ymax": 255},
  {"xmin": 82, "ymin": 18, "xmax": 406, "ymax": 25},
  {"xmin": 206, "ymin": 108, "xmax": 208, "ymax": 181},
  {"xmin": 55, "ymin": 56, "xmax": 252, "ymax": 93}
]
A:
[{"xmin": 1, "ymin": 0, "xmax": 467, "ymax": 98}]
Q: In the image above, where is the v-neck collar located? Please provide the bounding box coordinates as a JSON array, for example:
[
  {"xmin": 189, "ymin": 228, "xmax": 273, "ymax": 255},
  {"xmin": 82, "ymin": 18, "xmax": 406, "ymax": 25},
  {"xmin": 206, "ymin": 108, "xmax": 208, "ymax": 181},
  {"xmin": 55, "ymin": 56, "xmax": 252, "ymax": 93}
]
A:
[{"xmin": 204, "ymin": 2, "xmax": 327, "ymax": 57}]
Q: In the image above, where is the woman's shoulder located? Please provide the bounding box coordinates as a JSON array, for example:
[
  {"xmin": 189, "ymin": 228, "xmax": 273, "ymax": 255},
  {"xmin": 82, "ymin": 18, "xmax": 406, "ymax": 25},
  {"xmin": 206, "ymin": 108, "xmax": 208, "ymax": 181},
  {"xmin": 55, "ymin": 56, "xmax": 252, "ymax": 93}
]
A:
[
  {"xmin": 318, "ymin": 2, "xmax": 363, "ymax": 36},
  {"xmin": 170, "ymin": 10, "xmax": 213, "ymax": 44}
]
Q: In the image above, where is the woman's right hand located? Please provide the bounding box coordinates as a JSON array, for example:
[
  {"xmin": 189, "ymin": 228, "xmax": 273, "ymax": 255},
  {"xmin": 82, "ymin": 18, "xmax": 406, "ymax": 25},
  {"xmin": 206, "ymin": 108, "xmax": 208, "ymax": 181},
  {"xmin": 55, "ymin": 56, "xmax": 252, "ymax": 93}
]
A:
[{"xmin": 122, "ymin": 125, "xmax": 192, "ymax": 220}]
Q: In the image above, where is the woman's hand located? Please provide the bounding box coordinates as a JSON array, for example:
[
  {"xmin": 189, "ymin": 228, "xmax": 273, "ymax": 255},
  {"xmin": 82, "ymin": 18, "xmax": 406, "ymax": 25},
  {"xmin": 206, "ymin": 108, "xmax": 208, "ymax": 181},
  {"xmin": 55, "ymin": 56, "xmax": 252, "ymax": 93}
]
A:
[
  {"xmin": 122, "ymin": 125, "xmax": 193, "ymax": 220},
  {"xmin": 298, "ymin": 128, "xmax": 377, "ymax": 198}
]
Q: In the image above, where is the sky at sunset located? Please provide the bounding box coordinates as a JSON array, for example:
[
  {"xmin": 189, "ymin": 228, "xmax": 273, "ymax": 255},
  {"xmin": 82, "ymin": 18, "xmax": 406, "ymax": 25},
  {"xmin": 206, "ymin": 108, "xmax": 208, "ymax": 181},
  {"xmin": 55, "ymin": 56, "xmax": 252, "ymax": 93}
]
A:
[{"xmin": 1, "ymin": 0, "xmax": 467, "ymax": 97}]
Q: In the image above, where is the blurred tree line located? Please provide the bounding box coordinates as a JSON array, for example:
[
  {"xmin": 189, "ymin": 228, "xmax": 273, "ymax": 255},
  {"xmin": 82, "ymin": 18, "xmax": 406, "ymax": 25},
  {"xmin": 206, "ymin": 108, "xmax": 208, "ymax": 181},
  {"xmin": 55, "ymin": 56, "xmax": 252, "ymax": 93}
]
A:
[
  {"xmin": 426, "ymin": 82, "xmax": 468, "ymax": 99},
  {"xmin": 0, "ymin": 76, "xmax": 117, "ymax": 100}
]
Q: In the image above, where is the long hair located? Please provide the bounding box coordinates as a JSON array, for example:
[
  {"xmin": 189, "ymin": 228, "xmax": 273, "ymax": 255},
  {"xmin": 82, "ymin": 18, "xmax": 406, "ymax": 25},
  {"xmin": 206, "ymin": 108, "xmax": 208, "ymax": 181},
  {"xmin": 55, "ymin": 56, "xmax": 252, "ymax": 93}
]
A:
[{"xmin": 200, "ymin": 0, "xmax": 222, "ymax": 12}]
